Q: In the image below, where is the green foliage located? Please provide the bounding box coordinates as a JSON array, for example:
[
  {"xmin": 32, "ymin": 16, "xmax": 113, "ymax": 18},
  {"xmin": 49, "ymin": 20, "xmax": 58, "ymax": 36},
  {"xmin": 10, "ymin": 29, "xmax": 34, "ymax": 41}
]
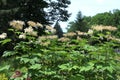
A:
[
  {"xmin": 87, "ymin": 9, "xmax": 120, "ymax": 28},
  {"xmin": 0, "ymin": 65, "xmax": 10, "ymax": 72},
  {"xmin": 90, "ymin": 12, "xmax": 113, "ymax": 26},
  {"xmin": 0, "ymin": 20, "xmax": 120, "ymax": 79},
  {"xmin": 1, "ymin": 32, "xmax": 120, "ymax": 80}
]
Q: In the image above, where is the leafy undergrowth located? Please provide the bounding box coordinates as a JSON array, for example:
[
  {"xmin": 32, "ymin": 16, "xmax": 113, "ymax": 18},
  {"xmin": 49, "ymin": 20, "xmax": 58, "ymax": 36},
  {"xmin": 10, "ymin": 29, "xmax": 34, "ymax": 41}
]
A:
[{"xmin": 0, "ymin": 21, "xmax": 120, "ymax": 80}]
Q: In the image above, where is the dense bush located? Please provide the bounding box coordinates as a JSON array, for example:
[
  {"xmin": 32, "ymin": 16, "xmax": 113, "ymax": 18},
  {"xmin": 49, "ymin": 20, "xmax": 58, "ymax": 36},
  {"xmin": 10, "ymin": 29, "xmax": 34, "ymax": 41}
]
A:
[{"xmin": 0, "ymin": 21, "xmax": 120, "ymax": 80}]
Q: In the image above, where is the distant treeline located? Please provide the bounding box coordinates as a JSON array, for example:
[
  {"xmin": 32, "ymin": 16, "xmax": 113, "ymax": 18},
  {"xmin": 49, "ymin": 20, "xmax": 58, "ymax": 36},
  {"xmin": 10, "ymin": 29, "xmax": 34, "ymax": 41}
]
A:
[{"xmin": 67, "ymin": 9, "xmax": 120, "ymax": 37}]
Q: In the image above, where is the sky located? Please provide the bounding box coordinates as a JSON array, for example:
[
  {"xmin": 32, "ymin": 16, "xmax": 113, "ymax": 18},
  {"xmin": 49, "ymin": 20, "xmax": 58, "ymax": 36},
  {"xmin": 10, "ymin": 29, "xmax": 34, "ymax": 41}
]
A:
[{"xmin": 60, "ymin": 0, "xmax": 120, "ymax": 32}]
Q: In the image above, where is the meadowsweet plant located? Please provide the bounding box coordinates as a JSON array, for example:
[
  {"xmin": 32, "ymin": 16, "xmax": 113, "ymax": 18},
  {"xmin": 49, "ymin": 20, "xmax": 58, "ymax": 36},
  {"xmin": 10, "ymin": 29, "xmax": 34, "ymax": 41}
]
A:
[
  {"xmin": 0, "ymin": 21, "xmax": 120, "ymax": 80},
  {"xmin": 0, "ymin": 20, "xmax": 57, "ymax": 55}
]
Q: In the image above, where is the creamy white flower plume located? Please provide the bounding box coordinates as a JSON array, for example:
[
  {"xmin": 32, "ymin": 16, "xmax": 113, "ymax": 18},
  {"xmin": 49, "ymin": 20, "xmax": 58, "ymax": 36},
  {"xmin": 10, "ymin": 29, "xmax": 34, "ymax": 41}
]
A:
[
  {"xmin": 9, "ymin": 20, "xmax": 25, "ymax": 30},
  {"xmin": 24, "ymin": 27, "xmax": 33, "ymax": 33},
  {"xmin": 24, "ymin": 27, "xmax": 37, "ymax": 36},
  {"xmin": 87, "ymin": 29, "xmax": 93, "ymax": 35},
  {"xmin": 0, "ymin": 33, "xmax": 7, "ymax": 39},
  {"xmin": 19, "ymin": 33, "xmax": 26, "ymax": 39},
  {"xmin": 27, "ymin": 21, "xmax": 36, "ymax": 27}
]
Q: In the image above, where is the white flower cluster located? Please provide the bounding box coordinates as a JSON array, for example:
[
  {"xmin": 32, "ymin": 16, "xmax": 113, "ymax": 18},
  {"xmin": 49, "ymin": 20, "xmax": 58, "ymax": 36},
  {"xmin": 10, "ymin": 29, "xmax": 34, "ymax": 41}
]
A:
[
  {"xmin": 9, "ymin": 20, "xmax": 57, "ymax": 39},
  {"xmin": 107, "ymin": 35, "xmax": 120, "ymax": 42},
  {"xmin": 24, "ymin": 27, "xmax": 37, "ymax": 36},
  {"xmin": 0, "ymin": 33, "xmax": 7, "ymax": 39},
  {"xmin": 19, "ymin": 33, "xmax": 26, "ymax": 39},
  {"xmin": 87, "ymin": 29, "xmax": 93, "ymax": 35},
  {"xmin": 9, "ymin": 20, "xmax": 25, "ymax": 30},
  {"xmin": 63, "ymin": 32, "xmax": 76, "ymax": 37},
  {"xmin": 58, "ymin": 37, "xmax": 70, "ymax": 42},
  {"xmin": 27, "ymin": 21, "xmax": 43, "ymax": 28},
  {"xmin": 92, "ymin": 25, "xmax": 117, "ymax": 31},
  {"xmin": 76, "ymin": 31, "xmax": 87, "ymax": 36},
  {"xmin": 45, "ymin": 25, "xmax": 56, "ymax": 34}
]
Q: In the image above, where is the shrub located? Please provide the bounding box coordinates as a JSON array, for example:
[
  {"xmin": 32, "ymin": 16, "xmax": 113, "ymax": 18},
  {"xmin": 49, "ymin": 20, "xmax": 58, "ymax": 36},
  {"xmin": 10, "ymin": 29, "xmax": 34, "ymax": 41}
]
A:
[{"xmin": 0, "ymin": 23, "xmax": 120, "ymax": 80}]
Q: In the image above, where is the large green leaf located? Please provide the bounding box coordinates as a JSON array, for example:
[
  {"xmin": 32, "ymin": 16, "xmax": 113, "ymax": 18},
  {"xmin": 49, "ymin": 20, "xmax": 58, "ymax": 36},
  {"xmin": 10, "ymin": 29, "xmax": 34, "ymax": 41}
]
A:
[
  {"xmin": 29, "ymin": 64, "xmax": 41, "ymax": 70},
  {"xmin": 2, "ymin": 51, "xmax": 17, "ymax": 57},
  {"xmin": 0, "ymin": 39, "xmax": 11, "ymax": 45},
  {"xmin": 0, "ymin": 65, "xmax": 10, "ymax": 71},
  {"xmin": 80, "ymin": 62, "xmax": 94, "ymax": 72}
]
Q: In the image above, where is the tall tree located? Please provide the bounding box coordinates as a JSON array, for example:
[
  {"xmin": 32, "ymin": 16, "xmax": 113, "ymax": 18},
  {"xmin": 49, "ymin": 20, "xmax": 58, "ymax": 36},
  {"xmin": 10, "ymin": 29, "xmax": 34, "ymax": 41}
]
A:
[
  {"xmin": 112, "ymin": 9, "xmax": 120, "ymax": 26},
  {"xmin": 0, "ymin": 0, "xmax": 71, "ymax": 32},
  {"xmin": 67, "ymin": 11, "xmax": 88, "ymax": 32},
  {"xmin": 54, "ymin": 20, "xmax": 63, "ymax": 38},
  {"xmin": 90, "ymin": 12, "xmax": 113, "ymax": 26},
  {"xmin": 67, "ymin": 21, "xmax": 77, "ymax": 32}
]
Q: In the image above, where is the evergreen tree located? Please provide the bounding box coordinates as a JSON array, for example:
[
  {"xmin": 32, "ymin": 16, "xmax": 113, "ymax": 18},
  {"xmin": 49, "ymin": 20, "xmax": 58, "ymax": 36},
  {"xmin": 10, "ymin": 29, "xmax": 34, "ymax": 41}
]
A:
[
  {"xmin": 67, "ymin": 11, "xmax": 88, "ymax": 32},
  {"xmin": 54, "ymin": 20, "xmax": 63, "ymax": 38}
]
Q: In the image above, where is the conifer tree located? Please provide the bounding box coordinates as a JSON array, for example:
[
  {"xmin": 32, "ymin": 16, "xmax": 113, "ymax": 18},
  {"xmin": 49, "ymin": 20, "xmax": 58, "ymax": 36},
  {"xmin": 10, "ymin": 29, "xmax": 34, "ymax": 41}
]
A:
[{"xmin": 54, "ymin": 20, "xmax": 63, "ymax": 38}]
